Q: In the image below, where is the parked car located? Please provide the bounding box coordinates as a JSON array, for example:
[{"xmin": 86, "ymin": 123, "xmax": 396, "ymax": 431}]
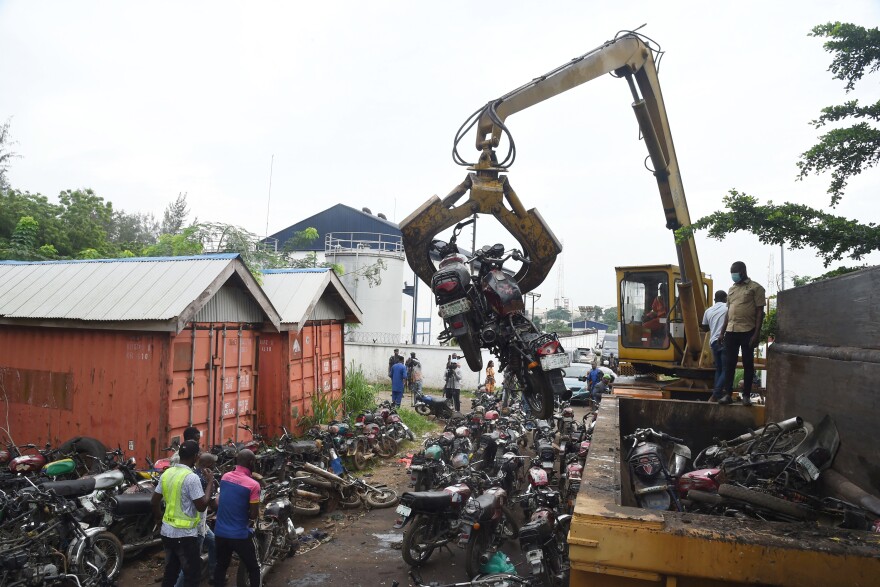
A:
[{"xmin": 566, "ymin": 365, "xmax": 618, "ymax": 405}]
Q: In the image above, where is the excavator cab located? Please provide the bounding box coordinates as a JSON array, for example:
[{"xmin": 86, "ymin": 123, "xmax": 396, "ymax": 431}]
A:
[{"xmin": 616, "ymin": 265, "xmax": 712, "ymax": 374}]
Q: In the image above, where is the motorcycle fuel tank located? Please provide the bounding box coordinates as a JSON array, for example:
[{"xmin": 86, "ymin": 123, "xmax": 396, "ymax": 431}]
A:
[{"xmin": 481, "ymin": 269, "xmax": 525, "ymax": 316}]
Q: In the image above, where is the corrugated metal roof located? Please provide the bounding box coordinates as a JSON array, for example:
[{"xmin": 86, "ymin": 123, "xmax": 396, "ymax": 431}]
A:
[
  {"xmin": 261, "ymin": 268, "xmax": 363, "ymax": 330},
  {"xmin": 0, "ymin": 254, "xmax": 281, "ymax": 332}
]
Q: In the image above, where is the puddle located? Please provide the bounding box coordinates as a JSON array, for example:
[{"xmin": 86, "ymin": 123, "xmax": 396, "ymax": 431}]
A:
[
  {"xmin": 372, "ymin": 531, "xmax": 402, "ymax": 554},
  {"xmin": 287, "ymin": 573, "xmax": 331, "ymax": 587}
]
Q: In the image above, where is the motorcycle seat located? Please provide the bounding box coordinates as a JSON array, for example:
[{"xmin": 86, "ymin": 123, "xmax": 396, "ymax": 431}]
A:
[
  {"xmin": 284, "ymin": 441, "xmax": 319, "ymax": 455},
  {"xmin": 519, "ymin": 517, "xmax": 553, "ymax": 542},
  {"xmin": 113, "ymin": 492, "xmax": 154, "ymax": 515},
  {"xmin": 41, "ymin": 477, "xmax": 96, "ymax": 497},
  {"xmin": 401, "ymin": 491, "xmax": 452, "ymax": 512}
]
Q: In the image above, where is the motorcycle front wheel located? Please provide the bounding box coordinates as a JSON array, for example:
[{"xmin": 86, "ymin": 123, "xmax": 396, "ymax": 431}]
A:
[
  {"xmin": 415, "ymin": 403, "xmax": 431, "ymax": 417},
  {"xmin": 364, "ymin": 486, "xmax": 399, "ymax": 508},
  {"xmin": 401, "ymin": 515, "xmax": 436, "ymax": 566},
  {"xmin": 78, "ymin": 530, "xmax": 124, "ymax": 584},
  {"xmin": 464, "ymin": 525, "xmax": 493, "ymax": 578},
  {"xmin": 375, "ymin": 436, "xmax": 398, "ymax": 458},
  {"xmin": 351, "ymin": 446, "xmax": 367, "ymax": 471}
]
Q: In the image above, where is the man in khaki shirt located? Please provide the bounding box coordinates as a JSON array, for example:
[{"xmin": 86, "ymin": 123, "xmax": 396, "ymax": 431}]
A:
[{"xmin": 718, "ymin": 261, "xmax": 765, "ymax": 406}]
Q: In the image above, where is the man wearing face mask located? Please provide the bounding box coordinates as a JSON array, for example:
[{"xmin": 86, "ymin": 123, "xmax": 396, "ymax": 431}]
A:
[{"xmin": 718, "ymin": 261, "xmax": 765, "ymax": 406}]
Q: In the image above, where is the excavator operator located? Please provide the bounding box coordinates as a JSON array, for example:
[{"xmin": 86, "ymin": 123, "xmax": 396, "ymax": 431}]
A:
[{"xmin": 642, "ymin": 283, "xmax": 668, "ymax": 343}]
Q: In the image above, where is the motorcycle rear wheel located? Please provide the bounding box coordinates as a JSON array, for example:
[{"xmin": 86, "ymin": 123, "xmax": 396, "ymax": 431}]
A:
[
  {"xmin": 401, "ymin": 515, "xmax": 436, "ymax": 566},
  {"xmin": 364, "ymin": 486, "xmax": 399, "ymax": 508},
  {"xmin": 415, "ymin": 403, "xmax": 431, "ymax": 417},
  {"xmin": 718, "ymin": 484, "xmax": 813, "ymax": 520},
  {"xmin": 292, "ymin": 497, "xmax": 321, "ymax": 516},
  {"xmin": 457, "ymin": 330, "xmax": 483, "ymax": 372},
  {"xmin": 524, "ymin": 377, "xmax": 553, "ymax": 420}
]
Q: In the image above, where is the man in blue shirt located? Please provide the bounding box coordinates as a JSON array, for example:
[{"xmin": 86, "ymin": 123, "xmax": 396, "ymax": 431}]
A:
[
  {"xmin": 213, "ymin": 450, "xmax": 261, "ymax": 587},
  {"xmin": 391, "ymin": 355, "xmax": 407, "ymax": 408},
  {"xmin": 586, "ymin": 363, "xmax": 603, "ymax": 391}
]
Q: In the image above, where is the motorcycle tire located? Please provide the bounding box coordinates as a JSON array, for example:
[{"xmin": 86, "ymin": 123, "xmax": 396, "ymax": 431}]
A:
[
  {"xmin": 292, "ymin": 497, "xmax": 321, "ymax": 517},
  {"xmin": 339, "ymin": 488, "xmax": 363, "ymax": 509},
  {"xmin": 375, "ymin": 436, "xmax": 398, "ymax": 459},
  {"xmin": 59, "ymin": 436, "xmax": 108, "ymax": 475},
  {"xmin": 292, "ymin": 473, "xmax": 333, "ymax": 490},
  {"xmin": 457, "ymin": 329, "xmax": 483, "ymax": 372},
  {"xmin": 351, "ymin": 447, "xmax": 367, "ymax": 471},
  {"xmin": 415, "ymin": 403, "xmax": 431, "ymax": 417},
  {"xmin": 78, "ymin": 530, "xmax": 124, "ymax": 583},
  {"xmin": 523, "ymin": 379, "xmax": 553, "ymax": 420},
  {"xmin": 717, "ymin": 484, "xmax": 814, "ymax": 520},
  {"xmin": 501, "ymin": 505, "xmax": 521, "ymax": 540},
  {"xmin": 464, "ymin": 525, "xmax": 493, "ymax": 578},
  {"xmin": 401, "ymin": 515, "xmax": 436, "ymax": 566},
  {"xmin": 687, "ymin": 490, "xmax": 723, "ymax": 506},
  {"xmin": 364, "ymin": 486, "xmax": 399, "ymax": 508}
]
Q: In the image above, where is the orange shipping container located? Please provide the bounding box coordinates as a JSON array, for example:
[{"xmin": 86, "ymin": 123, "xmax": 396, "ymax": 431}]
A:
[{"xmin": 0, "ymin": 255, "xmax": 281, "ymax": 460}]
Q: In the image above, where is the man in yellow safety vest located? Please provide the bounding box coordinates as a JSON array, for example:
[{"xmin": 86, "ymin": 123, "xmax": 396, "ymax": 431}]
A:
[{"xmin": 151, "ymin": 439, "xmax": 214, "ymax": 587}]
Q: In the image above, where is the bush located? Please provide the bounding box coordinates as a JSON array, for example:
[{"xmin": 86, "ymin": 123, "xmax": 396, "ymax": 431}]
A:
[
  {"xmin": 301, "ymin": 388, "xmax": 342, "ymax": 431},
  {"xmin": 342, "ymin": 361, "xmax": 377, "ymax": 420}
]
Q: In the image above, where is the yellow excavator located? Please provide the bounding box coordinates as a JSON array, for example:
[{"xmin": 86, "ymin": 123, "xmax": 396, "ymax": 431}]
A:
[{"xmin": 401, "ymin": 29, "xmax": 718, "ymax": 395}]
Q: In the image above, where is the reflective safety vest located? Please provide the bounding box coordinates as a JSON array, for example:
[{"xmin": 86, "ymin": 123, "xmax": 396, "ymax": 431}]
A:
[{"xmin": 161, "ymin": 466, "xmax": 200, "ymax": 529}]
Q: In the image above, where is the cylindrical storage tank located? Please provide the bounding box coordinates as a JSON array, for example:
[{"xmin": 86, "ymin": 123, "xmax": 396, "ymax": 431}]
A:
[{"xmin": 330, "ymin": 248, "xmax": 404, "ymax": 343}]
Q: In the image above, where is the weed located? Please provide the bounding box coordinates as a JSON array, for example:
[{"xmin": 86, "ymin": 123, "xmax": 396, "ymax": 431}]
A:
[{"xmin": 342, "ymin": 361, "xmax": 378, "ymax": 420}]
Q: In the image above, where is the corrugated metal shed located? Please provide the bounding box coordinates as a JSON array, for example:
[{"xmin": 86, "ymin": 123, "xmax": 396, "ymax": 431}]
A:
[
  {"xmin": 0, "ymin": 254, "xmax": 281, "ymax": 333},
  {"xmin": 261, "ymin": 268, "xmax": 362, "ymax": 331},
  {"xmin": 267, "ymin": 203, "xmax": 401, "ymax": 252}
]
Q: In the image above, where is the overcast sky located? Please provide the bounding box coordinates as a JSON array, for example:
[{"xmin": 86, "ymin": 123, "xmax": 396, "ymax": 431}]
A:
[{"xmin": 2, "ymin": 1, "xmax": 878, "ymax": 309}]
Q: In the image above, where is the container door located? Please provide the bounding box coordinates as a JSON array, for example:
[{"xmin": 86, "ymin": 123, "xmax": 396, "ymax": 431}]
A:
[{"xmin": 211, "ymin": 327, "xmax": 256, "ymax": 446}]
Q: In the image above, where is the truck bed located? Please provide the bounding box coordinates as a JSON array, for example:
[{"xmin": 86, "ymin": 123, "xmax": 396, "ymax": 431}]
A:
[{"xmin": 569, "ymin": 397, "xmax": 880, "ymax": 586}]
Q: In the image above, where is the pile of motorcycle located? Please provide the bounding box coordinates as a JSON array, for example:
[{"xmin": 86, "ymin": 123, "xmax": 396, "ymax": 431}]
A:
[
  {"xmin": 398, "ymin": 395, "xmax": 596, "ymax": 587},
  {"xmin": 0, "ymin": 408, "xmax": 409, "ymax": 586},
  {"xmin": 624, "ymin": 415, "xmax": 880, "ymax": 531}
]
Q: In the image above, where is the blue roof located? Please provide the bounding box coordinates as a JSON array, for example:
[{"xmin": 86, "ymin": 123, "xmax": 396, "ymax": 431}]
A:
[
  {"xmin": 267, "ymin": 203, "xmax": 401, "ymax": 252},
  {"xmin": 0, "ymin": 253, "xmax": 240, "ymax": 265}
]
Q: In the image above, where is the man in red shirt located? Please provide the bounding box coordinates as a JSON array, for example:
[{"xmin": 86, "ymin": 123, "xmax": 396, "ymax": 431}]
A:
[{"xmin": 213, "ymin": 450, "xmax": 261, "ymax": 586}]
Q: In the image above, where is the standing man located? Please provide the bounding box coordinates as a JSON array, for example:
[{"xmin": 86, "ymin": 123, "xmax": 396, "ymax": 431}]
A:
[
  {"xmin": 151, "ymin": 440, "xmax": 213, "ymax": 587},
  {"xmin": 213, "ymin": 450, "xmax": 261, "ymax": 587},
  {"xmin": 446, "ymin": 356, "xmax": 463, "ymax": 412},
  {"xmin": 718, "ymin": 262, "xmax": 765, "ymax": 406},
  {"xmin": 586, "ymin": 362, "xmax": 603, "ymax": 391},
  {"xmin": 405, "ymin": 352, "xmax": 418, "ymax": 393},
  {"xmin": 174, "ymin": 452, "xmax": 218, "ymax": 587},
  {"xmin": 169, "ymin": 426, "xmax": 201, "ymax": 465},
  {"xmin": 410, "ymin": 356, "xmax": 423, "ymax": 405},
  {"xmin": 388, "ymin": 348, "xmax": 400, "ymax": 378},
  {"xmin": 391, "ymin": 355, "xmax": 407, "ymax": 408},
  {"xmin": 701, "ymin": 290, "xmax": 729, "ymax": 402}
]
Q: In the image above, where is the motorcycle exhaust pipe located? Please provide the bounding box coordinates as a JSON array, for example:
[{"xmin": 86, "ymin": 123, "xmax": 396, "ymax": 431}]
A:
[
  {"xmin": 730, "ymin": 417, "xmax": 803, "ymax": 445},
  {"xmin": 123, "ymin": 537, "xmax": 162, "ymax": 553},
  {"xmin": 302, "ymin": 461, "xmax": 344, "ymax": 484}
]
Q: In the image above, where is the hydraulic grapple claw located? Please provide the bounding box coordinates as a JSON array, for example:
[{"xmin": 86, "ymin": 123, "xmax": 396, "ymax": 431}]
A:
[{"xmin": 399, "ymin": 172, "xmax": 562, "ymax": 294}]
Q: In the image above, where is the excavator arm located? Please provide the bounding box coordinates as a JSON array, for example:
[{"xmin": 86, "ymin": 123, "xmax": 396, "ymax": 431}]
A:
[{"xmin": 400, "ymin": 31, "xmax": 707, "ymax": 351}]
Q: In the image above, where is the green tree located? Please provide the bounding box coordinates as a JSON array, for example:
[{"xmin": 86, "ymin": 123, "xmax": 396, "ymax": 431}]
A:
[
  {"xmin": 0, "ymin": 216, "xmax": 41, "ymax": 260},
  {"xmin": 546, "ymin": 307, "xmax": 572, "ymax": 321},
  {"xmin": 680, "ymin": 23, "xmax": 880, "ymax": 267},
  {"xmin": 601, "ymin": 306, "xmax": 619, "ymax": 331},
  {"xmin": 161, "ymin": 192, "xmax": 190, "ymax": 235},
  {"xmin": 0, "ymin": 118, "xmax": 17, "ymax": 191},
  {"xmin": 57, "ymin": 189, "xmax": 113, "ymax": 257},
  {"xmin": 108, "ymin": 210, "xmax": 159, "ymax": 256},
  {"xmin": 143, "ymin": 225, "xmax": 204, "ymax": 257},
  {"xmin": 0, "ymin": 190, "xmax": 65, "ymax": 252}
]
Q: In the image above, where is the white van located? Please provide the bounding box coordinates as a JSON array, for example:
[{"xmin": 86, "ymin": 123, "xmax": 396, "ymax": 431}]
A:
[{"xmin": 601, "ymin": 333, "xmax": 619, "ymax": 364}]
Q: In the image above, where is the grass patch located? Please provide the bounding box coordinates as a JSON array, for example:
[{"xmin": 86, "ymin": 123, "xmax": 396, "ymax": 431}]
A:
[{"xmin": 397, "ymin": 407, "xmax": 438, "ymax": 437}]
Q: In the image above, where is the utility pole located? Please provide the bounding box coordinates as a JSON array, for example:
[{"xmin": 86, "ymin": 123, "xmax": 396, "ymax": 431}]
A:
[
  {"xmin": 527, "ymin": 292, "xmax": 542, "ymax": 321},
  {"xmin": 780, "ymin": 243, "xmax": 785, "ymax": 291}
]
